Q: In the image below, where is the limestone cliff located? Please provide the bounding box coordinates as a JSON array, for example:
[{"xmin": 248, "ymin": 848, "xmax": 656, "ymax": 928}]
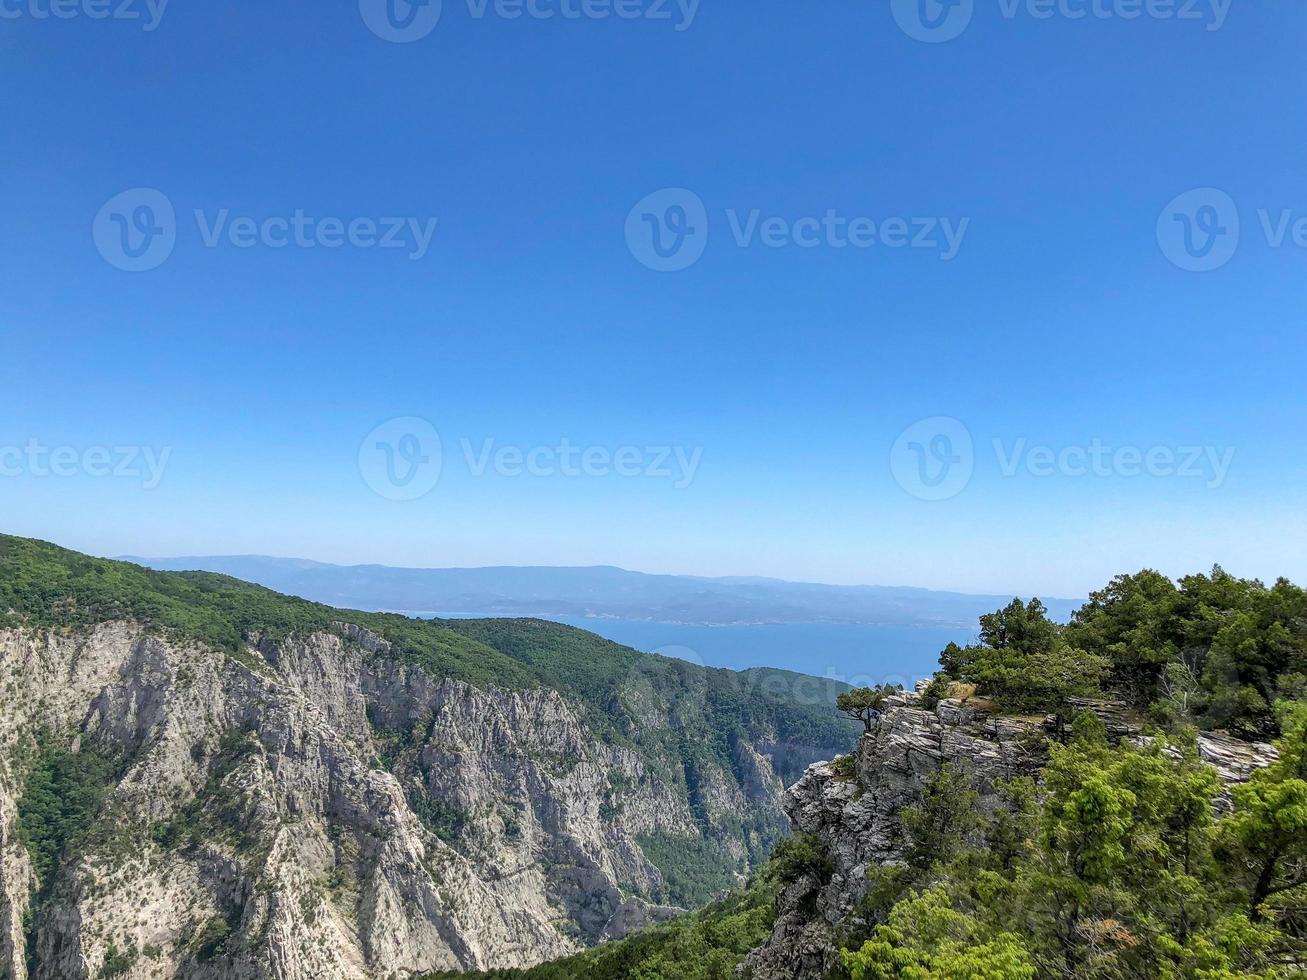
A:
[{"xmin": 0, "ymin": 621, "xmax": 824, "ymax": 980}]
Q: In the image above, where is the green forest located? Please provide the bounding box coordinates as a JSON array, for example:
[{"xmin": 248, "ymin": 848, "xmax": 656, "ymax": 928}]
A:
[{"xmin": 938, "ymin": 566, "xmax": 1307, "ymax": 739}]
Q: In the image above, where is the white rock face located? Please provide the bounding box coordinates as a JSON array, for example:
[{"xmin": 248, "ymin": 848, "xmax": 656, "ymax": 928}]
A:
[{"xmin": 0, "ymin": 622, "xmax": 797, "ymax": 980}]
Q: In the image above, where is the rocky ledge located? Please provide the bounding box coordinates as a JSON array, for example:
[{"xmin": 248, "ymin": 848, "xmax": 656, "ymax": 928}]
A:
[{"xmin": 742, "ymin": 691, "xmax": 1278, "ymax": 980}]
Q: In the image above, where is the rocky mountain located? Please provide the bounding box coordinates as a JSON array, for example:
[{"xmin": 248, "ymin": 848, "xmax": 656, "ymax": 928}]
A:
[
  {"xmin": 0, "ymin": 535, "xmax": 858, "ymax": 979},
  {"xmin": 743, "ymin": 689, "xmax": 1280, "ymax": 980}
]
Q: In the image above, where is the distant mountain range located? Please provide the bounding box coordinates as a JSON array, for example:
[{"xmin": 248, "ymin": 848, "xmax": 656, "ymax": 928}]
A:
[{"xmin": 118, "ymin": 555, "xmax": 1081, "ymax": 628}]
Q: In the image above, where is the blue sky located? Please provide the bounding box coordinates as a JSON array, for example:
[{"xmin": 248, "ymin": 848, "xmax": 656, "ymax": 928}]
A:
[{"xmin": 2, "ymin": 0, "xmax": 1305, "ymax": 597}]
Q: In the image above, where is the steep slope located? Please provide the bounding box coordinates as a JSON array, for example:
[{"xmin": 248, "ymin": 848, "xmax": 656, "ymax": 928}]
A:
[
  {"xmin": 439, "ymin": 691, "xmax": 1286, "ymax": 980},
  {"xmin": 0, "ymin": 535, "xmax": 857, "ymax": 979}
]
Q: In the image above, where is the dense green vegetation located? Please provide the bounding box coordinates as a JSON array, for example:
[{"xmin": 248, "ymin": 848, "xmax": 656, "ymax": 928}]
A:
[
  {"xmin": 1067, "ymin": 567, "xmax": 1307, "ymax": 738},
  {"xmin": 636, "ymin": 833, "xmax": 746, "ymax": 908},
  {"xmin": 17, "ymin": 740, "xmax": 119, "ymax": 888},
  {"xmin": 838, "ymin": 705, "xmax": 1307, "ymax": 978},
  {"xmin": 938, "ymin": 597, "xmax": 1108, "ymax": 720},
  {"xmin": 17, "ymin": 738, "xmax": 121, "ymax": 977},
  {"xmin": 421, "ymin": 863, "xmax": 781, "ymax": 980},
  {"xmin": 938, "ymin": 567, "xmax": 1307, "ymax": 738}
]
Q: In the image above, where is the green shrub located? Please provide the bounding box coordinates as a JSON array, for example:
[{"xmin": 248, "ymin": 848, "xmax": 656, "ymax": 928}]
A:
[
  {"xmin": 768, "ymin": 833, "xmax": 830, "ymax": 885},
  {"xmin": 830, "ymin": 754, "xmax": 858, "ymax": 781},
  {"xmin": 99, "ymin": 943, "xmax": 137, "ymax": 978},
  {"xmin": 194, "ymin": 916, "xmax": 231, "ymax": 962},
  {"xmin": 919, "ymin": 674, "xmax": 951, "ymax": 710}
]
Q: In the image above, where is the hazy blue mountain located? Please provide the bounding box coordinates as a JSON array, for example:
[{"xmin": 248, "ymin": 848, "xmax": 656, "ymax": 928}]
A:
[{"xmin": 118, "ymin": 555, "xmax": 1080, "ymax": 627}]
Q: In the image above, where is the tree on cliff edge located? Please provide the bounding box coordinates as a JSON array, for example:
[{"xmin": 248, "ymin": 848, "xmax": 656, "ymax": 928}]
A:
[{"xmin": 837, "ymin": 684, "xmax": 901, "ymax": 734}]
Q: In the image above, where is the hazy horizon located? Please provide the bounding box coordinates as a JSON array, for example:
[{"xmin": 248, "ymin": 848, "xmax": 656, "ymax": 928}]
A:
[
  {"xmin": 113, "ymin": 547, "xmax": 1085, "ymax": 601},
  {"xmin": 3, "ymin": 523, "xmax": 1292, "ymax": 599}
]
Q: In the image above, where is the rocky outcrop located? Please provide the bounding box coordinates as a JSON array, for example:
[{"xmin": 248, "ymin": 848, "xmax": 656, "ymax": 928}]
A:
[
  {"xmin": 0, "ymin": 622, "xmax": 802, "ymax": 980},
  {"xmin": 743, "ymin": 691, "xmax": 1279, "ymax": 980}
]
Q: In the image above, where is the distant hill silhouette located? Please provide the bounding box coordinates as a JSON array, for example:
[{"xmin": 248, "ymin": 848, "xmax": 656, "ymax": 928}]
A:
[{"xmin": 119, "ymin": 555, "xmax": 1080, "ymax": 627}]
